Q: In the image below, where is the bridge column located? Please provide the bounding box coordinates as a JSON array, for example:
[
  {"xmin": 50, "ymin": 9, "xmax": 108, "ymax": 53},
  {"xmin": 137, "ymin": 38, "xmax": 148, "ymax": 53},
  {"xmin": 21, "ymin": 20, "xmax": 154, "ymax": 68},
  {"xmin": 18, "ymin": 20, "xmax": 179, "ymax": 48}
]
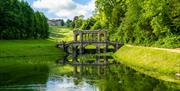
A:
[
  {"xmin": 95, "ymin": 34, "xmax": 97, "ymax": 41},
  {"xmin": 104, "ymin": 44, "xmax": 108, "ymax": 53},
  {"xmin": 79, "ymin": 32, "xmax": 84, "ymax": 54},
  {"xmin": 96, "ymin": 56, "xmax": 99, "ymax": 63},
  {"xmin": 91, "ymin": 33, "xmax": 93, "ymax": 42},
  {"xmin": 96, "ymin": 34, "xmax": 98, "ymax": 41},
  {"xmin": 98, "ymin": 33, "xmax": 100, "ymax": 42},
  {"xmin": 73, "ymin": 45, "xmax": 78, "ymax": 58},
  {"xmin": 80, "ymin": 61, "xmax": 84, "ymax": 76},
  {"xmin": 80, "ymin": 32, "xmax": 83, "ymax": 42},
  {"xmin": 84, "ymin": 34, "xmax": 87, "ymax": 41},
  {"xmin": 96, "ymin": 44, "xmax": 100, "ymax": 53},
  {"xmin": 104, "ymin": 56, "xmax": 108, "ymax": 64},
  {"xmin": 104, "ymin": 32, "xmax": 107, "ymax": 42},
  {"xmin": 80, "ymin": 45, "xmax": 84, "ymax": 54},
  {"xmin": 74, "ymin": 34, "xmax": 77, "ymax": 42},
  {"xmin": 88, "ymin": 34, "xmax": 90, "ymax": 41}
]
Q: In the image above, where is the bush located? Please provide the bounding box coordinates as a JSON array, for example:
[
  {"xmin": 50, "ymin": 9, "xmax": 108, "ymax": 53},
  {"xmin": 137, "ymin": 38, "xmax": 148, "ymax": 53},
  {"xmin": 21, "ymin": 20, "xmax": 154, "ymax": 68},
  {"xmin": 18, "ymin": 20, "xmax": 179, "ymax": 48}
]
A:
[{"xmin": 154, "ymin": 36, "xmax": 180, "ymax": 48}]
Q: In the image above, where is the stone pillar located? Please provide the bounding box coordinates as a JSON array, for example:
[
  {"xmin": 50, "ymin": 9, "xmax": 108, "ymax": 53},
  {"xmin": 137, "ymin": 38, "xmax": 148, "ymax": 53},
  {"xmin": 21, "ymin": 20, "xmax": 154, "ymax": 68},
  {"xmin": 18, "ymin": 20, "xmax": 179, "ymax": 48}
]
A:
[
  {"xmin": 104, "ymin": 44, "xmax": 108, "ymax": 53},
  {"xmin": 80, "ymin": 61, "xmax": 83, "ymax": 76},
  {"xmin": 96, "ymin": 34, "xmax": 98, "ymax": 42},
  {"xmin": 80, "ymin": 32, "xmax": 83, "ymax": 42},
  {"xmin": 104, "ymin": 32, "xmax": 107, "ymax": 42},
  {"xmin": 96, "ymin": 56, "xmax": 99, "ymax": 64},
  {"xmin": 98, "ymin": 33, "xmax": 100, "ymax": 42},
  {"xmin": 91, "ymin": 33, "xmax": 93, "ymax": 42},
  {"xmin": 80, "ymin": 45, "xmax": 83, "ymax": 54},
  {"xmin": 80, "ymin": 32, "xmax": 83, "ymax": 54},
  {"xmin": 74, "ymin": 34, "xmax": 77, "ymax": 42},
  {"xmin": 73, "ymin": 45, "xmax": 77, "ymax": 58},
  {"xmin": 95, "ymin": 34, "xmax": 97, "ymax": 41},
  {"xmin": 84, "ymin": 34, "xmax": 87, "ymax": 41},
  {"xmin": 88, "ymin": 34, "xmax": 89, "ymax": 42},
  {"xmin": 104, "ymin": 56, "xmax": 108, "ymax": 64},
  {"xmin": 96, "ymin": 45, "xmax": 100, "ymax": 53}
]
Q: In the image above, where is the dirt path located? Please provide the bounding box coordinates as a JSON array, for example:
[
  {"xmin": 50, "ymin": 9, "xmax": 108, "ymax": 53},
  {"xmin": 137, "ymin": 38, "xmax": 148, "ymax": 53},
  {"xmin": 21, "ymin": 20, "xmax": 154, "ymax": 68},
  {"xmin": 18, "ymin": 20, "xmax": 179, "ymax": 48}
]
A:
[
  {"xmin": 153, "ymin": 48, "xmax": 180, "ymax": 53},
  {"xmin": 127, "ymin": 45, "xmax": 180, "ymax": 53}
]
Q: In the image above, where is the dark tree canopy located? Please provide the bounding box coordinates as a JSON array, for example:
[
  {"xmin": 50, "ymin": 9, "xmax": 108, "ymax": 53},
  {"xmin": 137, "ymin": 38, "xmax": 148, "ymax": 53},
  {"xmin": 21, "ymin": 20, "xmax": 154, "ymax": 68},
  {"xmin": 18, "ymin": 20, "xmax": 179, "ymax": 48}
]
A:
[{"xmin": 0, "ymin": 0, "xmax": 49, "ymax": 39}]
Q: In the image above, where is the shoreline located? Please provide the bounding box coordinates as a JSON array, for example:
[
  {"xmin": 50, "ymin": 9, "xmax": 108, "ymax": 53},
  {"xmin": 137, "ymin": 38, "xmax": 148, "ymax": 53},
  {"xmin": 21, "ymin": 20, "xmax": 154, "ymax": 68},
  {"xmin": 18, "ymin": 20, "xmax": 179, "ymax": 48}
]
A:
[{"xmin": 114, "ymin": 45, "xmax": 180, "ymax": 84}]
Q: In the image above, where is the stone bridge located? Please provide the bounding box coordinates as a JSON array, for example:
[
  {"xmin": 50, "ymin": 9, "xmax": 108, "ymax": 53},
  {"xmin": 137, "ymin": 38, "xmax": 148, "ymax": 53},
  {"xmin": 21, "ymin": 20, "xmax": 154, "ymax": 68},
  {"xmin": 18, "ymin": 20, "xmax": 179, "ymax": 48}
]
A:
[{"xmin": 57, "ymin": 30, "xmax": 124, "ymax": 54}]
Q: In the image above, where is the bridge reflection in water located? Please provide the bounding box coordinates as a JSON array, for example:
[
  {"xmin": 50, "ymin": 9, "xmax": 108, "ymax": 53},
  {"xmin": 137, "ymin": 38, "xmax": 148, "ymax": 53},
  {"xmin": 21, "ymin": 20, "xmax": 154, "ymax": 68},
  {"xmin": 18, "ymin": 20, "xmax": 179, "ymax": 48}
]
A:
[{"xmin": 58, "ymin": 54, "xmax": 120, "ymax": 78}]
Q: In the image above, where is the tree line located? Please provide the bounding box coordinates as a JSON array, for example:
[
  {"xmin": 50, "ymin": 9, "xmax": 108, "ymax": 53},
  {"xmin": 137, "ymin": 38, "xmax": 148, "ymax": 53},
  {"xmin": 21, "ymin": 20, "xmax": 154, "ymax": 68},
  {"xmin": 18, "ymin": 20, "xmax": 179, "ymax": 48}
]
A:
[
  {"xmin": 70, "ymin": 0, "xmax": 180, "ymax": 48},
  {"xmin": 0, "ymin": 0, "xmax": 49, "ymax": 39}
]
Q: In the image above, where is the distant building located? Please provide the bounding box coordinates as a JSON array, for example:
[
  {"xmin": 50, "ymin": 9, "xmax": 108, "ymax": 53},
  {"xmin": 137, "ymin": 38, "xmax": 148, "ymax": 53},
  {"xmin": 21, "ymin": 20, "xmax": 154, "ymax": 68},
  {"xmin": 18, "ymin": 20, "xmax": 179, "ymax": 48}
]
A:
[{"xmin": 48, "ymin": 19, "xmax": 64, "ymax": 26}]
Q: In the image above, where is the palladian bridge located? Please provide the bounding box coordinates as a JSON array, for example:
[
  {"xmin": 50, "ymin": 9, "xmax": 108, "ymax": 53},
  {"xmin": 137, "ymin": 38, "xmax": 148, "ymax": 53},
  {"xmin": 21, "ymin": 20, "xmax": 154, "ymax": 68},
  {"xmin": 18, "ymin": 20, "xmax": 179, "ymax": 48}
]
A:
[{"xmin": 57, "ymin": 30, "xmax": 123, "ymax": 55}]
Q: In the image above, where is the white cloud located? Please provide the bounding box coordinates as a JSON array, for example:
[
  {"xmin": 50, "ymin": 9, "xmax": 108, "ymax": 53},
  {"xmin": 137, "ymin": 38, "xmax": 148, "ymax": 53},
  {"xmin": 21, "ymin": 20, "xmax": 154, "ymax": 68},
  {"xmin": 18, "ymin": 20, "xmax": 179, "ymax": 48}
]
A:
[{"xmin": 32, "ymin": 0, "xmax": 95, "ymax": 19}]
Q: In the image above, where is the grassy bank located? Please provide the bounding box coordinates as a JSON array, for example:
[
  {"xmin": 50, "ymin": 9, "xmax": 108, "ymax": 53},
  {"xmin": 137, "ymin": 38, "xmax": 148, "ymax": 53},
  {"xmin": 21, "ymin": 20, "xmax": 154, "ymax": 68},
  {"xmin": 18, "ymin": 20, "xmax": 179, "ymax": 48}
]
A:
[
  {"xmin": 0, "ymin": 40, "xmax": 65, "ymax": 58},
  {"xmin": 0, "ymin": 40, "xmax": 65, "ymax": 65},
  {"xmin": 49, "ymin": 26, "xmax": 73, "ymax": 42},
  {"xmin": 0, "ymin": 40, "xmax": 66, "ymax": 85},
  {"xmin": 114, "ymin": 45, "xmax": 180, "ymax": 84}
]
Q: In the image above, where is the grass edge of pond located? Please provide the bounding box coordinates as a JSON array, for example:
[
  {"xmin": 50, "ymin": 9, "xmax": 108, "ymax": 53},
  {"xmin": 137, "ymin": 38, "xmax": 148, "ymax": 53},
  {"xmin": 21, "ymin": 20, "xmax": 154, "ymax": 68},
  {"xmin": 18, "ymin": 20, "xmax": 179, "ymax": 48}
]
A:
[{"xmin": 114, "ymin": 45, "xmax": 180, "ymax": 84}]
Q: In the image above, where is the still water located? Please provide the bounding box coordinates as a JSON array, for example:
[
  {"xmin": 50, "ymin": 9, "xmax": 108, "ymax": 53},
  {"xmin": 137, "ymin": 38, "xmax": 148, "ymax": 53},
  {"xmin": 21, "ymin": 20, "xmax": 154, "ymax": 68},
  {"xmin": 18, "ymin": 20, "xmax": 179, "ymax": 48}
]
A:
[{"xmin": 0, "ymin": 54, "xmax": 179, "ymax": 91}]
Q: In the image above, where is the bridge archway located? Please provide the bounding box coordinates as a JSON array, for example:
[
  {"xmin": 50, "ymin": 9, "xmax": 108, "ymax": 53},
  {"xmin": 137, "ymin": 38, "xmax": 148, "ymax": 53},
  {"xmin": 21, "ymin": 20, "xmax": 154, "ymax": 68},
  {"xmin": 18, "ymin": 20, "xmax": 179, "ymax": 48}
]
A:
[
  {"xmin": 58, "ymin": 30, "xmax": 123, "ymax": 54},
  {"xmin": 73, "ymin": 30, "xmax": 107, "ymax": 42}
]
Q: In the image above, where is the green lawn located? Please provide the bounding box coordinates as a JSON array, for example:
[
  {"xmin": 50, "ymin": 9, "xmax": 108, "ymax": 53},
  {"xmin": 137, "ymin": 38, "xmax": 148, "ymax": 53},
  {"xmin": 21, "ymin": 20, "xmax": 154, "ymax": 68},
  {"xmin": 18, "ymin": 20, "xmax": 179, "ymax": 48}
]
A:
[
  {"xmin": 0, "ymin": 39, "xmax": 65, "ymax": 67},
  {"xmin": 0, "ymin": 39, "xmax": 66, "ymax": 85},
  {"xmin": 49, "ymin": 26, "xmax": 74, "ymax": 42},
  {"xmin": 0, "ymin": 26, "xmax": 70, "ymax": 67},
  {"xmin": 0, "ymin": 40, "xmax": 65, "ymax": 57},
  {"xmin": 114, "ymin": 45, "xmax": 180, "ymax": 84}
]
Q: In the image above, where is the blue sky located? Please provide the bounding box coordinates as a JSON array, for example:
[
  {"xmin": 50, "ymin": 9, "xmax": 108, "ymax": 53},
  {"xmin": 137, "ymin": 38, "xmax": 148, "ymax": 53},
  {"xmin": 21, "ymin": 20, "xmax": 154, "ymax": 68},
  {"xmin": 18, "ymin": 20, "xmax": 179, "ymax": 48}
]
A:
[{"xmin": 24, "ymin": 0, "xmax": 95, "ymax": 20}]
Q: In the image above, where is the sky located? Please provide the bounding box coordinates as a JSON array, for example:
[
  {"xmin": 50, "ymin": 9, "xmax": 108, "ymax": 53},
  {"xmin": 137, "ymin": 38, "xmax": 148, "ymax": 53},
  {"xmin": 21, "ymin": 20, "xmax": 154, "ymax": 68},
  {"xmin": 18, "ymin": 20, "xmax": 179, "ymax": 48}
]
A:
[{"xmin": 24, "ymin": 0, "xmax": 95, "ymax": 20}]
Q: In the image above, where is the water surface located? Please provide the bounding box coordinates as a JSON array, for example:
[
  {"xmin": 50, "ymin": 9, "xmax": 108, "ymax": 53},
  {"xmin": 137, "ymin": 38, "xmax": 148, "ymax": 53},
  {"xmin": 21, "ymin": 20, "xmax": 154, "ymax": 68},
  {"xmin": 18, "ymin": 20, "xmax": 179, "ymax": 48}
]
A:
[{"xmin": 0, "ymin": 55, "xmax": 179, "ymax": 91}]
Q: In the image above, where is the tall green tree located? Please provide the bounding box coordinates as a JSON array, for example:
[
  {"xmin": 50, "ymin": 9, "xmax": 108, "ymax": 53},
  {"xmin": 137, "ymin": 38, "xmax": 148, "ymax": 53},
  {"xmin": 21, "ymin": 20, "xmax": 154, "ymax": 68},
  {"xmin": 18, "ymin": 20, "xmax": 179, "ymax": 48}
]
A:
[
  {"xmin": 94, "ymin": 0, "xmax": 180, "ymax": 48},
  {"xmin": 0, "ymin": 0, "xmax": 49, "ymax": 39}
]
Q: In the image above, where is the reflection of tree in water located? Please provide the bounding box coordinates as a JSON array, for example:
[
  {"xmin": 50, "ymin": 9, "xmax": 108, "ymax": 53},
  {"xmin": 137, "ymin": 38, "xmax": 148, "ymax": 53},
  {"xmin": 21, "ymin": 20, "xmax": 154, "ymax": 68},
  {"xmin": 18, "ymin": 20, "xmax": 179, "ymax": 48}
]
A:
[
  {"xmin": 96, "ymin": 65, "xmax": 180, "ymax": 91},
  {"xmin": 0, "ymin": 64, "xmax": 49, "ymax": 86},
  {"xmin": 59, "ymin": 55, "xmax": 180, "ymax": 91}
]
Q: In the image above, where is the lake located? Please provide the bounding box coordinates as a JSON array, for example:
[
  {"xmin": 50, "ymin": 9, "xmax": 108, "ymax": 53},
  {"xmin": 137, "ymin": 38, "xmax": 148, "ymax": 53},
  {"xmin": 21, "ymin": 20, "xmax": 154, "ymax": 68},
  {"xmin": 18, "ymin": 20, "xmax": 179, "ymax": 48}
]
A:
[{"xmin": 0, "ymin": 54, "xmax": 179, "ymax": 91}]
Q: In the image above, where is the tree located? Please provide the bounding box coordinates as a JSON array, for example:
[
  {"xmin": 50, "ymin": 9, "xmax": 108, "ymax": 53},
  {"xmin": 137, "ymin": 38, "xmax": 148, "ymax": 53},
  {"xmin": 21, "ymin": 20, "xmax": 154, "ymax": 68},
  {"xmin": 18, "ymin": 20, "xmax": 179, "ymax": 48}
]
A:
[
  {"xmin": 72, "ymin": 16, "xmax": 83, "ymax": 29},
  {"xmin": 94, "ymin": 0, "xmax": 180, "ymax": 47},
  {"xmin": 80, "ymin": 17, "xmax": 96, "ymax": 30},
  {"xmin": 66, "ymin": 19, "xmax": 73, "ymax": 27},
  {"xmin": 0, "ymin": 0, "xmax": 49, "ymax": 39}
]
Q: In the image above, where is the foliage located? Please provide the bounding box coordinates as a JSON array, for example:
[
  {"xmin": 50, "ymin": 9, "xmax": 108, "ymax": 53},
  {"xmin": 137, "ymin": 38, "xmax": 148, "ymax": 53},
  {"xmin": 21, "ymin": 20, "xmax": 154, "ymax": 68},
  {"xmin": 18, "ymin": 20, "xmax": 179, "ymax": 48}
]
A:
[
  {"xmin": 72, "ymin": 16, "xmax": 84, "ymax": 29},
  {"xmin": 0, "ymin": 0, "xmax": 49, "ymax": 39},
  {"xmin": 154, "ymin": 35, "xmax": 180, "ymax": 48},
  {"xmin": 66, "ymin": 19, "xmax": 73, "ymax": 27},
  {"xmin": 80, "ymin": 17, "xmax": 96, "ymax": 30},
  {"xmin": 91, "ymin": 21, "xmax": 103, "ymax": 30},
  {"xmin": 94, "ymin": 0, "xmax": 180, "ymax": 48}
]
